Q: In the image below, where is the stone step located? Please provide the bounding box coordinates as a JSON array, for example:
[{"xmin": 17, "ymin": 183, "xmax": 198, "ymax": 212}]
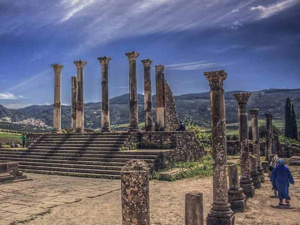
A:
[
  {"xmin": 28, "ymin": 146, "xmax": 121, "ymax": 150},
  {"xmin": 19, "ymin": 165, "xmax": 122, "ymax": 175},
  {"xmin": 19, "ymin": 169, "xmax": 121, "ymax": 179},
  {"xmin": 29, "ymin": 144, "xmax": 124, "ymax": 148},
  {"xmin": 30, "ymin": 140, "xmax": 126, "ymax": 144},
  {"xmin": 39, "ymin": 135, "xmax": 130, "ymax": 139}
]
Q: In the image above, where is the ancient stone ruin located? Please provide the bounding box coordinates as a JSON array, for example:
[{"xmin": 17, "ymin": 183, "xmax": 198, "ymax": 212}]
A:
[{"xmin": 0, "ymin": 162, "xmax": 27, "ymax": 184}]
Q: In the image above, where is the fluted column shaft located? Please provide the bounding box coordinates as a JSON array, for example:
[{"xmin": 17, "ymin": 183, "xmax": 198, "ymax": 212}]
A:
[
  {"xmin": 155, "ymin": 65, "xmax": 165, "ymax": 130},
  {"xmin": 98, "ymin": 57, "xmax": 111, "ymax": 132},
  {"xmin": 234, "ymin": 92, "xmax": 255, "ymax": 198},
  {"xmin": 205, "ymin": 71, "xmax": 234, "ymax": 225},
  {"xmin": 52, "ymin": 64, "xmax": 63, "ymax": 133},
  {"xmin": 74, "ymin": 60, "xmax": 87, "ymax": 133},
  {"xmin": 250, "ymin": 109, "xmax": 261, "ymax": 168},
  {"xmin": 265, "ymin": 113, "xmax": 273, "ymax": 160},
  {"xmin": 71, "ymin": 76, "xmax": 77, "ymax": 132},
  {"xmin": 126, "ymin": 52, "xmax": 139, "ymax": 131},
  {"xmin": 142, "ymin": 59, "xmax": 153, "ymax": 131}
]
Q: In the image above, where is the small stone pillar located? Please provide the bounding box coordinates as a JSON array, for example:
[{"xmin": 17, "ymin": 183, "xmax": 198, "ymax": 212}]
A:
[
  {"xmin": 52, "ymin": 64, "xmax": 63, "ymax": 133},
  {"xmin": 249, "ymin": 155, "xmax": 261, "ymax": 189},
  {"xmin": 71, "ymin": 76, "xmax": 77, "ymax": 132},
  {"xmin": 121, "ymin": 160, "xmax": 150, "ymax": 225},
  {"xmin": 234, "ymin": 92, "xmax": 255, "ymax": 198},
  {"xmin": 227, "ymin": 164, "xmax": 246, "ymax": 212},
  {"xmin": 185, "ymin": 192, "xmax": 203, "ymax": 225},
  {"xmin": 265, "ymin": 113, "xmax": 273, "ymax": 161},
  {"xmin": 126, "ymin": 51, "xmax": 140, "ymax": 131},
  {"xmin": 155, "ymin": 65, "xmax": 165, "ymax": 130},
  {"xmin": 74, "ymin": 60, "xmax": 87, "ymax": 133},
  {"xmin": 204, "ymin": 70, "xmax": 234, "ymax": 225},
  {"xmin": 249, "ymin": 108, "xmax": 264, "ymax": 182},
  {"xmin": 98, "ymin": 56, "xmax": 111, "ymax": 132},
  {"xmin": 142, "ymin": 59, "xmax": 153, "ymax": 131},
  {"xmin": 261, "ymin": 161, "xmax": 268, "ymax": 173}
]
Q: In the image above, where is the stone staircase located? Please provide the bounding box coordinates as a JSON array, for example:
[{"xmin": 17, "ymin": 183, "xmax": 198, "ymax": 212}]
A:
[{"xmin": 0, "ymin": 133, "xmax": 172, "ymax": 179}]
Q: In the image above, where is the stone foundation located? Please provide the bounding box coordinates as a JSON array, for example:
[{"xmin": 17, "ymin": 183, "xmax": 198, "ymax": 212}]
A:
[{"xmin": 0, "ymin": 162, "xmax": 27, "ymax": 184}]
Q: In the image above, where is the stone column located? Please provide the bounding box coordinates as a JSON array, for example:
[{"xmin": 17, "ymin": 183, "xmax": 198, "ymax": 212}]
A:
[
  {"xmin": 204, "ymin": 70, "xmax": 234, "ymax": 225},
  {"xmin": 249, "ymin": 109, "xmax": 264, "ymax": 182},
  {"xmin": 121, "ymin": 160, "xmax": 150, "ymax": 225},
  {"xmin": 265, "ymin": 113, "xmax": 273, "ymax": 161},
  {"xmin": 142, "ymin": 59, "xmax": 153, "ymax": 131},
  {"xmin": 228, "ymin": 164, "xmax": 246, "ymax": 212},
  {"xmin": 234, "ymin": 92, "xmax": 255, "ymax": 198},
  {"xmin": 98, "ymin": 56, "xmax": 111, "ymax": 132},
  {"xmin": 185, "ymin": 192, "xmax": 203, "ymax": 225},
  {"xmin": 71, "ymin": 76, "xmax": 77, "ymax": 132},
  {"xmin": 74, "ymin": 60, "xmax": 87, "ymax": 133},
  {"xmin": 126, "ymin": 52, "xmax": 139, "ymax": 131},
  {"xmin": 52, "ymin": 64, "xmax": 63, "ymax": 133},
  {"xmin": 250, "ymin": 154, "xmax": 261, "ymax": 189},
  {"xmin": 155, "ymin": 65, "xmax": 165, "ymax": 130}
]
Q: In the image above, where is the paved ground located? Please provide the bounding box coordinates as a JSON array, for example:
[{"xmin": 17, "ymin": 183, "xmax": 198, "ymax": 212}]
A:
[{"xmin": 1, "ymin": 167, "xmax": 300, "ymax": 225}]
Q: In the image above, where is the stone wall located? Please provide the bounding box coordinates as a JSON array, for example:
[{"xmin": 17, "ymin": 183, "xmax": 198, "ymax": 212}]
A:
[{"xmin": 164, "ymin": 81, "xmax": 179, "ymax": 131}]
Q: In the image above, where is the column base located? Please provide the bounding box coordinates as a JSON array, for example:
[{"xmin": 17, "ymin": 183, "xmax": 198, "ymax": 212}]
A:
[
  {"xmin": 240, "ymin": 177, "xmax": 255, "ymax": 198},
  {"xmin": 75, "ymin": 128, "xmax": 84, "ymax": 134},
  {"xmin": 251, "ymin": 171, "xmax": 261, "ymax": 189},
  {"xmin": 145, "ymin": 126, "xmax": 153, "ymax": 132},
  {"xmin": 101, "ymin": 128, "xmax": 111, "ymax": 132},
  {"xmin": 129, "ymin": 127, "xmax": 139, "ymax": 132},
  {"xmin": 258, "ymin": 167, "xmax": 265, "ymax": 183},
  {"xmin": 206, "ymin": 204, "xmax": 235, "ymax": 225},
  {"xmin": 228, "ymin": 188, "xmax": 246, "ymax": 212},
  {"xmin": 52, "ymin": 129, "xmax": 62, "ymax": 134}
]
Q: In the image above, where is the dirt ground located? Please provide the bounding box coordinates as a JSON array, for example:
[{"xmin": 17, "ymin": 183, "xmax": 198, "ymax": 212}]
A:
[{"xmin": 1, "ymin": 167, "xmax": 299, "ymax": 225}]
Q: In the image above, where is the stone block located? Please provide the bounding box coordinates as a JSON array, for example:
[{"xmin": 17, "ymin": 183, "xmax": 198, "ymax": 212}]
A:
[{"xmin": 185, "ymin": 192, "xmax": 203, "ymax": 225}]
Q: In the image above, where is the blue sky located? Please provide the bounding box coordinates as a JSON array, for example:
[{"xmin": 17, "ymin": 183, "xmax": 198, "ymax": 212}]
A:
[{"xmin": 0, "ymin": 0, "xmax": 299, "ymax": 109}]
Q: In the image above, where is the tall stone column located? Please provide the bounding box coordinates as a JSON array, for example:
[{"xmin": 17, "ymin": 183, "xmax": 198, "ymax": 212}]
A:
[
  {"xmin": 204, "ymin": 70, "xmax": 234, "ymax": 225},
  {"xmin": 142, "ymin": 59, "xmax": 153, "ymax": 131},
  {"xmin": 265, "ymin": 113, "xmax": 273, "ymax": 160},
  {"xmin": 155, "ymin": 65, "xmax": 165, "ymax": 130},
  {"xmin": 234, "ymin": 92, "xmax": 255, "ymax": 198},
  {"xmin": 71, "ymin": 76, "xmax": 77, "ymax": 132},
  {"xmin": 249, "ymin": 108, "xmax": 264, "ymax": 182},
  {"xmin": 98, "ymin": 56, "xmax": 111, "ymax": 132},
  {"xmin": 74, "ymin": 60, "xmax": 87, "ymax": 133},
  {"xmin": 52, "ymin": 64, "xmax": 63, "ymax": 133},
  {"xmin": 126, "ymin": 52, "xmax": 139, "ymax": 131}
]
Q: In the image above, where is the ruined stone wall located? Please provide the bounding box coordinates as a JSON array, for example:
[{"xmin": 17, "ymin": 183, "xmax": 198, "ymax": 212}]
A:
[{"xmin": 164, "ymin": 81, "xmax": 179, "ymax": 131}]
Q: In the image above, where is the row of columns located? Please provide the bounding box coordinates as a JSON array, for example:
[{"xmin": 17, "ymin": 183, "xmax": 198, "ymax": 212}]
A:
[{"xmin": 51, "ymin": 52, "xmax": 166, "ymax": 133}]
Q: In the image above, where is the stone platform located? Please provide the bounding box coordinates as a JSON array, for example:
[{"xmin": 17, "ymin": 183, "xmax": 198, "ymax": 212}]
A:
[{"xmin": 0, "ymin": 161, "xmax": 28, "ymax": 184}]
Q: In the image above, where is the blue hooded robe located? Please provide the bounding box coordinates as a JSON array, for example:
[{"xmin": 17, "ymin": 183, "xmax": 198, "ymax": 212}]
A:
[{"xmin": 270, "ymin": 159, "xmax": 294, "ymax": 201}]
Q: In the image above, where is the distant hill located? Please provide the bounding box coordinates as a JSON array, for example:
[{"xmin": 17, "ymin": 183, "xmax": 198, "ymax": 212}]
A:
[{"xmin": 0, "ymin": 88, "xmax": 299, "ymax": 130}]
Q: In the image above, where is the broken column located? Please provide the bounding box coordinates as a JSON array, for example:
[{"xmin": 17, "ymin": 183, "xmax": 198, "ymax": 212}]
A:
[
  {"xmin": 265, "ymin": 113, "xmax": 273, "ymax": 161},
  {"xmin": 228, "ymin": 164, "xmax": 246, "ymax": 212},
  {"xmin": 126, "ymin": 52, "xmax": 140, "ymax": 131},
  {"xmin": 250, "ymin": 155, "xmax": 261, "ymax": 189},
  {"xmin": 185, "ymin": 192, "xmax": 204, "ymax": 225},
  {"xmin": 234, "ymin": 92, "xmax": 255, "ymax": 198},
  {"xmin": 52, "ymin": 64, "xmax": 63, "ymax": 133},
  {"xmin": 249, "ymin": 108, "xmax": 264, "ymax": 182},
  {"xmin": 156, "ymin": 65, "xmax": 165, "ymax": 131},
  {"xmin": 121, "ymin": 160, "xmax": 150, "ymax": 225},
  {"xmin": 204, "ymin": 70, "xmax": 234, "ymax": 225},
  {"xmin": 141, "ymin": 59, "xmax": 153, "ymax": 131},
  {"xmin": 98, "ymin": 56, "xmax": 111, "ymax": 132},
  {"xmin": 74, "ymin": 60, "xmax": 87, "ymax": 133},
  {"xmin": 71, "ymin": 76, "xmax": 77, "ymax": 132}
]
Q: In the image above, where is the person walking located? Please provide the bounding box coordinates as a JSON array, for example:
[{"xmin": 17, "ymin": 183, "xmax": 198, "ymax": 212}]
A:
[
  {"xmin": 269, "ymin": 154, "xmax": 279, "ymax": 195},
  {"xmin": 270, "ymin": 159, "xmax": 295, "ymax": 205},
  {"xmin": 21, "ymin": 133, "xmax": 27, "ymax": 148}
]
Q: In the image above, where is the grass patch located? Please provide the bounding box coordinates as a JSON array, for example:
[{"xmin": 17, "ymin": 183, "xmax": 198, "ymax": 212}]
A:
[
  {"xmin": 151, "ymin": 155, "xmax": 213, "ymax": 181},
  {"xmin": 0, "ymin": 132, "xmax": 22, "ymax": 145}
]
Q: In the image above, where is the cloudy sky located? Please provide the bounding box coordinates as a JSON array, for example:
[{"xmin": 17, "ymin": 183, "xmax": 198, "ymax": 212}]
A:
[{"xmin": 0, "ymin": 0, "xmax": 299, "ymax": 108}]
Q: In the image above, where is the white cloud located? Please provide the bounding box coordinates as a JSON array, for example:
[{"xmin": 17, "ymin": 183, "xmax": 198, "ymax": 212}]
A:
[
  {"xmin": 165, "ymin": 61, "xmax": 216, "ymax": 71},
  {"xmin": 250, "ymin": 0, "xmax": 300, "ymax": 19},
  {"xmin": 0, "ymin": 93, "xmax": 24, "ymax": 100},
  {"xmin": 60, "ymin": 0, "xmax": 97, "ymax": 22},
  {"xmin": 222, "ymin": 21, "xmax": 244, "ymax": 30}
]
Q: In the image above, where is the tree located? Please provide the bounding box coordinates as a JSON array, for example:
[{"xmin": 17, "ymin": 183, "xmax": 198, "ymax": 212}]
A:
[
  {"xmin": 291, "ymin": 104, "xmax": 298, "ymax": 140},
  {"xmin": 285, "ymin": 98, "xmax": 292, "ymax": 138}
]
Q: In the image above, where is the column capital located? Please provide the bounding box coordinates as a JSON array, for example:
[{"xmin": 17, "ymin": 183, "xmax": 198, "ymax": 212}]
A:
[
  {"xmin": 155, "ymin": 65, "xmax": 164, "ymax": 73},
  {"xmin": 125, "ymin": 51, "xmax": 139, "ymax": 62},
  {"xmin": 249, "ymin": 108, "xmax": 259, "ymax": 117},
  {"xmin": 265, "ymin": 112, "xmax": 273, "ymax": 119},
  {"xmin": 204, "ymin": 70, "xmax": 227, "ymax": 90},
  {"xmin": 233, "ymin": 92, "xmax": 252, "ymax": 104},
  {"xmin": 141, "ymin": 59, "xmax": 152, "ymax": 67},
  {"xmin": 52, "ymin": 64, "xmax": 64, "ymax": 73},
  {"xmin": 74, "ymin": 60, "xmax": 87, "ymax": 69},
  {"xmin": 97, "ymin": 56, "xmax": 111, "ymax": 67}
]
